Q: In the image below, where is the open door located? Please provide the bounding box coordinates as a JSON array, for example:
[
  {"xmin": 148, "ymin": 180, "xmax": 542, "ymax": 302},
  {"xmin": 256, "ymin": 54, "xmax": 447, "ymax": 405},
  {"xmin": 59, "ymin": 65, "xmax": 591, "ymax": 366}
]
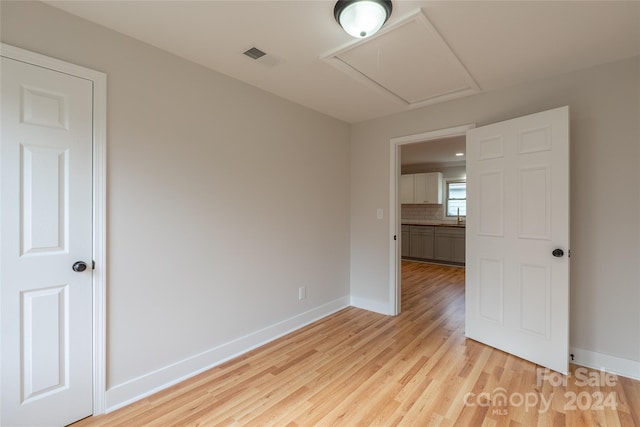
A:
[{"xmin": 465, "ymin": 106, "xmax": 570, "ymax": 374}]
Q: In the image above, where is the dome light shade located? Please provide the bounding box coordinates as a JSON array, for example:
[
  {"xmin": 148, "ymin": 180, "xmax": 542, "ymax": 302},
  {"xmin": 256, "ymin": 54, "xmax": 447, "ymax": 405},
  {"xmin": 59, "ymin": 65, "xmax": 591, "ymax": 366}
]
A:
[{"xmin": 334, "ymin": 0, "xmax": 392, "ymax": 39}]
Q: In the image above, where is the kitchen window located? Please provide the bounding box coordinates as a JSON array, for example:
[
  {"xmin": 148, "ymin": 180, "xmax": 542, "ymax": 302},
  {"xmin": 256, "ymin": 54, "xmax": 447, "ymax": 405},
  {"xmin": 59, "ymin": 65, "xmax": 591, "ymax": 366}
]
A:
[{"xmin": 446, "ymin": 180, "xmax": 466, "ymax": 217}]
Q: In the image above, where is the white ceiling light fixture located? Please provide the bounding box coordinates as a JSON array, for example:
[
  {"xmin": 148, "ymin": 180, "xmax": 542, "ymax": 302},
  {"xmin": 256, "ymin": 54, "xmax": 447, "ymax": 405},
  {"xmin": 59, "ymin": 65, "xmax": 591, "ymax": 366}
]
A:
[{"xmin": 334, "ymin": 0, "xmax": 393, "ymax": 39}]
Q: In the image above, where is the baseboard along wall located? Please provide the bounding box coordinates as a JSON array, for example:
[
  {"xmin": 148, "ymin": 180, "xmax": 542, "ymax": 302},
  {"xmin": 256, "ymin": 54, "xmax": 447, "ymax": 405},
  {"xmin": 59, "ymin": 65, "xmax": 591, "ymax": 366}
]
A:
[{"xmin": 104, "ymin": 296, "xmax": 350, "ymax": 413}]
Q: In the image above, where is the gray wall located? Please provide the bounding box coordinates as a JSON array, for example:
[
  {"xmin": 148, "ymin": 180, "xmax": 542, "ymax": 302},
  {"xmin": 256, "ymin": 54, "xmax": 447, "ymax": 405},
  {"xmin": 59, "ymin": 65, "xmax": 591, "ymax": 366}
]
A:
[
  {"xmin": 351, "ymin": 55, "xmax": 640, "ymax": 366},
  {"xmin": 1, "ymin": 1, "xmax": 351, "ymax": 407}
]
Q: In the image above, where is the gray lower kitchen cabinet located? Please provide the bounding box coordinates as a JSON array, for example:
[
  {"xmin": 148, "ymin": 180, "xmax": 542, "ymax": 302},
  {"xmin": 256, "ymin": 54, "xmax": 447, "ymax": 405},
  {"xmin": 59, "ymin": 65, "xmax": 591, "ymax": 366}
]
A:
[
  {"xmin": 434, "ymin": 232, "xmax": 452, "ymax": 261},
  {"xmin": 402, "ymin": 224, "xmax": 465, "ymax": 264},
  {"xmin": 401, "ymin": 225, "xmax": 410, "ymax": 257},
  {"xmin": 409, "ymin": 226, "xmax": 434, "ymax": 259},
  {"xmin": 434, "ymin": 227, "xmax": 466, "ymax": 263},
  {"xmin": 451, "ymin": 233, "xmax": 466, "ymax": 263}
]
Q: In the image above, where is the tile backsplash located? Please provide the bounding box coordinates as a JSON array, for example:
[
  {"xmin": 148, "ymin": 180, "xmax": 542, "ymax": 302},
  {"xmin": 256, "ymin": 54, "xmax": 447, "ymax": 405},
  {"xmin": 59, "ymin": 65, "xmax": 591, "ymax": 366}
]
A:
[{"xmin": 402, "ymin": 204, "xmax": 444, "ymax": 221}]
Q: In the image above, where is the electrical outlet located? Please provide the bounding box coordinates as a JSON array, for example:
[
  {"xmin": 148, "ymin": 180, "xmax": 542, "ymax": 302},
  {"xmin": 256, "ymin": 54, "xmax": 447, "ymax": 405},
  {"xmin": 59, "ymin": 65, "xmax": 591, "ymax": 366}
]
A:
[
  {"xmin": 376, "ymin": 208, "xmax": 384, "ymax": 220},
  {"xmin": 298, "ymin": 286, "xmax": 306, "ymax": 300}
]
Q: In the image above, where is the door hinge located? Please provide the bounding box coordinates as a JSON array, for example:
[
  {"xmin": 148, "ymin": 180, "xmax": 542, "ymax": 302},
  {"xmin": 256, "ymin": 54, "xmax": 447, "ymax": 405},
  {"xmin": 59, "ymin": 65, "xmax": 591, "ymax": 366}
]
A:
[
  {"xmin": 394, "ymin": 235, "xmax": 397, "ymax": 241},
  {"xmin": 92, "ymin": 260, "xmax": 96, "ymax": 270},
  {"xmin": 568, "ymin": 249, "xmax": 571, "ymax": 258}
]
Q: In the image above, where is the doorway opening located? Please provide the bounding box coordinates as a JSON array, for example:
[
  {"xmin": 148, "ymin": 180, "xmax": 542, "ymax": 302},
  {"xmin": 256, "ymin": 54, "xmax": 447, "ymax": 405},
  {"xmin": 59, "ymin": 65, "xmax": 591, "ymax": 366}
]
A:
[{"xmin": 389, "ymin": 124, "xmax": 474, "ymax": 314}]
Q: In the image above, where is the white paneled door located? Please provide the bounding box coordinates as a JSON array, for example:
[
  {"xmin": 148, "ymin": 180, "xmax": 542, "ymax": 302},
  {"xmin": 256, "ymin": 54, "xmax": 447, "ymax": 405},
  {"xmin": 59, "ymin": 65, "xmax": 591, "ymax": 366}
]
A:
[
  {"xmin": 465, "ymin": 106, "xmax": 570, "ymax": 374},
  {"xmin": 1, "ymin": 56, "xmax": 94, "ymax": 425}
]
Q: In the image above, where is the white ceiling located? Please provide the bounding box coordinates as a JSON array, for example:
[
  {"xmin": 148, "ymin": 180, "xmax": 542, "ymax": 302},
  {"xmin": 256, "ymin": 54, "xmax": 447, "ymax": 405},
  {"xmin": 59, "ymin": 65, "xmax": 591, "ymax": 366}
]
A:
[
  {"xmin": 46, "ymin": 1, "xmax": 640, "ymax": 123},
  {"xmin": 401, "ymin": 135, "xmax": 466, "ymax": 167}
]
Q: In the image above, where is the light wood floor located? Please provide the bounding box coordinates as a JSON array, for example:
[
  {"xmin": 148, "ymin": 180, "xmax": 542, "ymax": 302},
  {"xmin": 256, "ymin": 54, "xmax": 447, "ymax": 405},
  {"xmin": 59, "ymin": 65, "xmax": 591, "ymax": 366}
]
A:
[{"xmin": 74, "ymin": 261, "xmax": 640, "ymax": 426}]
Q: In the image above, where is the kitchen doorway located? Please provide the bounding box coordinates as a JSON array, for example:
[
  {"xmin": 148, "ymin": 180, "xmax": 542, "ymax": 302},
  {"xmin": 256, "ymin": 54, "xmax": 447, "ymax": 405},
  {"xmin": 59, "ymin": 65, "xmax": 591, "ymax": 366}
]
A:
[
  {"xmin": 389, "ymin": 124, "xmax": 474, "ymax": 314},
  {"xmin": 390, "ymin": 107, "xmax": 570, "ymax": 373}
]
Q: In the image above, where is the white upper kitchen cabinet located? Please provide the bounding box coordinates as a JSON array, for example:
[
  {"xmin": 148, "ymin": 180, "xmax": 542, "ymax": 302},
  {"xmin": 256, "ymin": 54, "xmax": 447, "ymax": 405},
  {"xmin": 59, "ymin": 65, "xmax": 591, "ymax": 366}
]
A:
[
  {"xmin": 400, "ymin": 175, "xmax": 415, "ymax": 204},
  {"xmin": 414, "ymin": 172, "xmax": 442, "ymax": 204},
  {"xmin": 400, "ymin": 172, "xmax": 443, "ymax": 204}
]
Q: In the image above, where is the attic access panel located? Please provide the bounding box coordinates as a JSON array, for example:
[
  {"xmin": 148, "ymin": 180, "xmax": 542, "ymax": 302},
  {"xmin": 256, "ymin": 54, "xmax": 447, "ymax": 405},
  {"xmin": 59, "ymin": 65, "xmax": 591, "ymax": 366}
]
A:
[{"xmin": 324, "ymin": 10, "xmax": 479, "ymax": 108}]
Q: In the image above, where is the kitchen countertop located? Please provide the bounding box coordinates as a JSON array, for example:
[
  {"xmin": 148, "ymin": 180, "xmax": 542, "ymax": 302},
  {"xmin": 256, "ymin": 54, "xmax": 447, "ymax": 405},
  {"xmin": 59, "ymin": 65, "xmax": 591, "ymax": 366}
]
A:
[{"xmin": 401, "ymin": 220, "xmax": 465, "ymax": 228}]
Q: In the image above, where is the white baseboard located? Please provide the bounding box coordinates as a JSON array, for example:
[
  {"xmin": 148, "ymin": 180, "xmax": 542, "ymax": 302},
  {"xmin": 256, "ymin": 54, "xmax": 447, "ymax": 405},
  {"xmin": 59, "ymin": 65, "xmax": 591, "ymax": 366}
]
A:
[
  {"xmin": 350, "ymin": 296, "xmax": 393, "ymax": 315},
  {"xmin": 104, "ymin": 296, "xmax": 350, "ymax": 412},
  {"xmin": 570, "ymin": 347, "xmax": 640, "ymax": 381}
]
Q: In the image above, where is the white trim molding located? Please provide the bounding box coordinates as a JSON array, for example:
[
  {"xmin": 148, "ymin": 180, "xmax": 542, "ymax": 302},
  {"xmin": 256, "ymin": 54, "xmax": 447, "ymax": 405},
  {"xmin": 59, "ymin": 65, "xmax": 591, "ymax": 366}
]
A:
[
  {"xmin": 571, "ymin": 347, "xmax": 640, "ymax": 381},
  {"xmin": 105, "ymin": 296, "xmax": 350, "ymax": 412},
  {"xmin": 350, "ymin": 296, "xmax": 394, "ymax": 316},
  {"xmin": 0, "ymin": 43, "xmax": 108, "ymax": 415}
]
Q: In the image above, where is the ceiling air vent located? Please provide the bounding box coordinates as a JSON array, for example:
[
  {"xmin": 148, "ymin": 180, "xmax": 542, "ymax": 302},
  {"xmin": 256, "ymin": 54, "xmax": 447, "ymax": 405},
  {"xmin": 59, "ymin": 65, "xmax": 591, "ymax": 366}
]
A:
[
  {"xmin": 242, "ymin": 46, "xmax": 283, "ymax": 67},
  {"xmin": 243, "ymin": 47, "xmax": 266, "ymax": 60}
]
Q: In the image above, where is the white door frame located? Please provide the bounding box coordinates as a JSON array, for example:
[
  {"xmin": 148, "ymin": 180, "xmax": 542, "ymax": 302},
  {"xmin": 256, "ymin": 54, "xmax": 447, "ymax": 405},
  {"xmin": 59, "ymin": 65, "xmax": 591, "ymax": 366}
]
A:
[
  {"xmin": 0, "ymin": 43, "xmax": 107, "ymax": 415},
  {"xmin": 389, "ymin": 124, "xmax": 475, "ymax": 315}
]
